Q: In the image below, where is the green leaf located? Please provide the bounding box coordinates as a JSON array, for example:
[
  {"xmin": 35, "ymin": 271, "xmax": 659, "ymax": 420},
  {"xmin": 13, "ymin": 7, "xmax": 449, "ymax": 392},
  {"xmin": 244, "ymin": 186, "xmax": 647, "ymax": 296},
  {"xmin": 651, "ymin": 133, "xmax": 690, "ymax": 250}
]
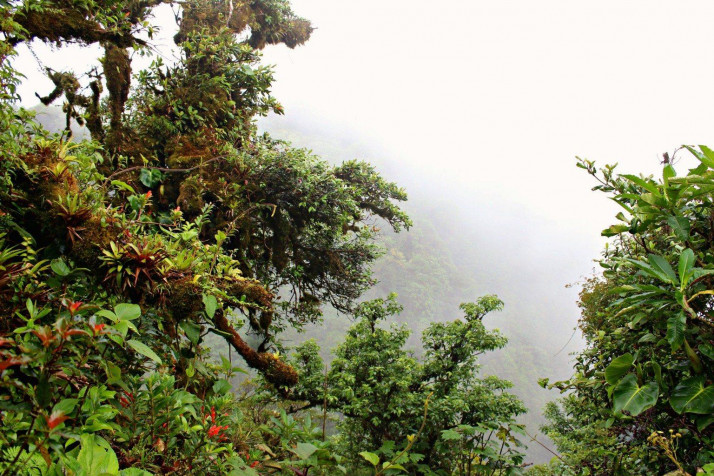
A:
[
  {"xmin": 77, "ymin": 434, "xmax": 119, "ymax": 475},
  {"xmin": 50, "ymin": 259, "xmax": 70, "ymax": 277},
  {"xmin": 667, "ymin": 216, "xmax": 691, "ymax": 242},
  {"xmin": 696, "ymin": 414, "xmax": 714, "ymax": 432},
  {"xmin": 292, "ymin": 442, "xmax": 318, "ymax": 460},
  {"xmin": 649, "ymin": 361, "xmax": 663, "ymax": 388},
  {"xmin": 604, "ymin": 353, "xmax": 634, "ymax": 385},
  {"xmin": 670, "ymin": 377, "xmax": 714, "ymax": 414},
  {"xmin": 602, "ymin": 224, "xmax": 629, "ymax": 237},
  {"xmin": 648, "ymin": 254, "xmax": 677, "ymax": 285},
  {"xmin": 139, "ymin": 168, "xmax": 163, "ymax": 188},
  {"xmin": 359, "ymin": 451, "xmax": 380, "ymax": 466},
  {"xmin": 203, "ymin": 294, "xmax": 218, "ymax": 319},
  {"xmin": 114, "ymin": 303, "xmax": 141, "ymax": 321},
  {"xmin": 113, "ymin": 320, "xmax": 129, "ymax": 338},
  {"xmin": 179, "ymin": 320, "xmax": 201, "ymax": 345},
  {"xmin": 663, "ymin": 164, "xmax": 676, "ymax": 181},
  {"xmin": 120, "ymin": 469, "xmax": 153, "ymax": 476},
  {"xmin": 612, "ymin": 374, "xmax": 659, "ymax": 416},
  {"xmin": 666, "ymin": 313, "xmax": 686, "ymax": 351},
  {"xmin": 111, "ymin": 180, "xmax": 135, "ymax": 193},
  {"xmin": 212, "ymin": 379, "xmax": 231, "ymax": 395},
  {"xmin": 678, "ymin": 248, "xmax": 695, "ymax": 288},
  {"xmin": 700, "ymin": 344, "xmax": 714, "ymax": 360},
  {"xmin": 383, "ymin": 462, "xmax": 408, "ymax": 472},
  {"xmin": 441, "ymin": 429, "xmax": 462, "ymax": 441},
  {"xmin": 96, "ymin": 309, "xmax": 118, "ymax": 323},
  {"xmin": 622, "ymin": 174, "xmax": 660, "ymax": 195},
  {"xmin": 53, "ymin": 398, "xmax": 78, "ymax": 415},
  {"xmin": 699, "ymin": 145, "xmax": 714, "ymax": 167},
  {"xmin": 127, "ymin": 339, "xmax": 162, "ymax": 364},
  {"xmin": 36, "ymin": 374, "xmax": 50, "ymax": 407},
  {"xmin": 638, "ymin": 333, "xmax": 657, "ymax": 344}
]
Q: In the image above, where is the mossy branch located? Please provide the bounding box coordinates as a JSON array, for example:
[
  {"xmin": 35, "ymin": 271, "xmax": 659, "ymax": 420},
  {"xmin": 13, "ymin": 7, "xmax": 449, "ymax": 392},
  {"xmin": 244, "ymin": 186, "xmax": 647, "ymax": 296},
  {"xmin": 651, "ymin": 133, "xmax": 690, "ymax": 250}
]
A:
[{"xmin": 213, "ymin": 308, "xmax": 298, "ymax": 389}]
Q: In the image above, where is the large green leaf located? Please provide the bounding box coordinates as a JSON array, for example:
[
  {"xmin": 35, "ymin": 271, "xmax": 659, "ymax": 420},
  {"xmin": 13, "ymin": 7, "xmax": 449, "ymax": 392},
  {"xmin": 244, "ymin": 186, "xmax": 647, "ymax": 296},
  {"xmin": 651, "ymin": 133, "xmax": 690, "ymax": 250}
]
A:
[
  {"xmin": 127, "ymin": 339, "xmax": 162, "ymax": 364},
  {"xmin": 202, "ymin": 294, "xmax": 218, "ymax": 319},
  {"xmin": 648, "ymin": 254, "xmax": 677, "ymax": 285},
  {"xmin": 666, "ymin": 313, "xmax": 686, "ymax": 351},
  {"xmin": 678, "ymin": 248, "xmax": 695, "ymax": 288},
  {"xmin": 114, "ymin": 303, "xmax": 141, "ymax": 321},
  {"xmin": 77, "ymin": 434, "xmax": 120, "ymax": 476},
  {"xmin": 667, "ymin": 216, "xmax": 691, "ymax": 242},
  {"xmin": 670, "ymin": 377, "xmax": 714, "ymax": 414},
  {"xmin": 622, "ymin": 174, "xmax": 660, "ymax": 195},
  {"xmin": 359, "ymin": 451, "xmax": 380, "ymax": 466},
  {"xmin": 612, "ymin": 374, "xmax": 658, "ymax": 416},
  {"xmin": 604, "ymin": 353, "xmax": 634, "ymax": 385}
]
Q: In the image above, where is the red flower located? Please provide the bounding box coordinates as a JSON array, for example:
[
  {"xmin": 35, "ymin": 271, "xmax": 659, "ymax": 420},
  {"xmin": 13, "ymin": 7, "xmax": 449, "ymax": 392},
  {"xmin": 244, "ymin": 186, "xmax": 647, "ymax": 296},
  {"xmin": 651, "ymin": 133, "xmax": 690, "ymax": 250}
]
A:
[
  {"xmin": 92, "ymin": 323, "xmax": 106, "ymax": 335},
  {"xmin": 144, "ymin": 190, "xmax": 152, "ymax": 199},
  {"xmin": 210, "ymin": 406, "xmax": 216, "ymax": 423},
  {"xmin": 46, "ymin": 411, "xmax": 69, "ymax": 430},
  {"xmin": 207, "ymin": 424, "xmax": 229, "ymax": 439},
  {"xmin": 249, "ymin": 460, "xmax": 259, "ymax": 468}
]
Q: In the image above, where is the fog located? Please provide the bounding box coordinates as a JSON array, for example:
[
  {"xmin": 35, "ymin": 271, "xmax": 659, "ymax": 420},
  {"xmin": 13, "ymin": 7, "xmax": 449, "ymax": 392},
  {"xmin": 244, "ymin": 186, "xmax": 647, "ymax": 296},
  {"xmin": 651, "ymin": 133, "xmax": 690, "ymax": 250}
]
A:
[{"xmin": 13, "ymin": 0, "xmax": 714, "ymax": 465}]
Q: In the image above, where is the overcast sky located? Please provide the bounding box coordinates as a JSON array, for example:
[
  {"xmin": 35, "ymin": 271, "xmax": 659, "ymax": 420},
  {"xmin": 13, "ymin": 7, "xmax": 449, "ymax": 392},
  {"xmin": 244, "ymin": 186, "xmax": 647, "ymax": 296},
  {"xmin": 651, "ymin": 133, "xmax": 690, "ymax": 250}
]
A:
[
  {"xmin": 257, "ymin": 0, "xmax": 714, "ymax": 299},
  {"xmin": 14, "ymin": 0, "xmax": 714, "ymax": 341}
]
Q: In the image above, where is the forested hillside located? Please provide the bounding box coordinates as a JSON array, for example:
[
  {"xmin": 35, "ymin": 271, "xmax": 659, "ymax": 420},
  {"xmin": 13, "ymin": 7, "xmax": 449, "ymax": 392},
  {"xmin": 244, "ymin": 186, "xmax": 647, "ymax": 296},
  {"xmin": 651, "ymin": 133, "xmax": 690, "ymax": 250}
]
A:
[{"xmin": 259, "ymin": 116, "xmax": 580, "ymax": 464}]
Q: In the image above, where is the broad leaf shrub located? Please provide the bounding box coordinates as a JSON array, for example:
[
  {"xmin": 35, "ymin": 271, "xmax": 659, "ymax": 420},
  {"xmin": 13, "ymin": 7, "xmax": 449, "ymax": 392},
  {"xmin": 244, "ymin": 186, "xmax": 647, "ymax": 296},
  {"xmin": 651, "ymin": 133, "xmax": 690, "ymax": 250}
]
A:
[{"xmin": 537, "ymin": 150, "xmax": 714, "ymax": 475}]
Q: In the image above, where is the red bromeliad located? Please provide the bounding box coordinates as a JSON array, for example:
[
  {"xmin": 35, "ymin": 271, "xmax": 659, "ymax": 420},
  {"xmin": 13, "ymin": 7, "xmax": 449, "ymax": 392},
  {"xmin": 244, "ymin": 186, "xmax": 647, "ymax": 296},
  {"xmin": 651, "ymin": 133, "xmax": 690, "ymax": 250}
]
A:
[{"xmin": 65, "ymin": 300, "xmax": 83, "ymax": 316}]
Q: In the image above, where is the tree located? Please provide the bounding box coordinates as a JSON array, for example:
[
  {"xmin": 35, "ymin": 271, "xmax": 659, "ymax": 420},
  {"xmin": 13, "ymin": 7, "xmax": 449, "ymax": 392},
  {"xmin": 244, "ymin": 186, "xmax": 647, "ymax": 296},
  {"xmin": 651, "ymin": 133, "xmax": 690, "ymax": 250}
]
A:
[
  {"xmin": 290, "ymin": 295, "xmax": 527, "ymax": 474},
  {"xmin": 539, "ymin": 150, "xmax": 714, "ymax": 475}
]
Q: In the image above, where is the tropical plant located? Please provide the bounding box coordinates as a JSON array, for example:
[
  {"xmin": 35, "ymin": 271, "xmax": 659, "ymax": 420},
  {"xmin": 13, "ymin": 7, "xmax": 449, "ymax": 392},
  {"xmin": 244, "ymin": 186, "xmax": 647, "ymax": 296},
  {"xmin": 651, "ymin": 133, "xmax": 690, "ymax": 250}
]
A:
[{"xmin": 539, "ymin": 149, "xmax": 714, "ymax": 474}]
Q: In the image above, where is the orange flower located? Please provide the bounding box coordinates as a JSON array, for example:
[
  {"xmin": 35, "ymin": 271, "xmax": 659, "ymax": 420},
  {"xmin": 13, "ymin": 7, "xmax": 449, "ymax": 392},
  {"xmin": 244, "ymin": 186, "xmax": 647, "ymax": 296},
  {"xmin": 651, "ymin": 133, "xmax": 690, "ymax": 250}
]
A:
[
  {"xmin": 145, "ymin": 190, "xmax": 152, "ymax": 199},
  {"xmin": 92, "ymin": 323, "xmax": 106, "ymax": 335}
]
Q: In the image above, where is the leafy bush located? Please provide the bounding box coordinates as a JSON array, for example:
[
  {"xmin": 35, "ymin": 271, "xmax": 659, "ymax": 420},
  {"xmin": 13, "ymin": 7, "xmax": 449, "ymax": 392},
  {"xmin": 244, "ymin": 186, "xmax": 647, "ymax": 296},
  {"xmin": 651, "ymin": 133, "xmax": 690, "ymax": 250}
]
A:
[{"xmin": 539, "ymin": 151, "xmax": 714, "ymax": 474}]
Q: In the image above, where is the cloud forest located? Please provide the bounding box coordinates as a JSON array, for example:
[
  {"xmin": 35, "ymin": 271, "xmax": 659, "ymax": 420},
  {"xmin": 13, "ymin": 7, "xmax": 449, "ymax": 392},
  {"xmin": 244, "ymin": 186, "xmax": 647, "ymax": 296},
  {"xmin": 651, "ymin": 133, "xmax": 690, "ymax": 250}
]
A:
[{"xmin": 1, "ymin": 0, "xmax": 714, "ymax": 475}]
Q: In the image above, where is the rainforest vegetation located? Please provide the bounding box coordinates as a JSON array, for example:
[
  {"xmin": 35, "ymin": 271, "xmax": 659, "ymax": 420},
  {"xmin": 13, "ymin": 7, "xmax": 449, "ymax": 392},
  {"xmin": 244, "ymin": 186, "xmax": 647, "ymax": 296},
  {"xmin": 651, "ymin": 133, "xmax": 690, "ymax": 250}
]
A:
[{"xmin": 1, "ymin": 0, "xmax": 714, "ymax": 475}]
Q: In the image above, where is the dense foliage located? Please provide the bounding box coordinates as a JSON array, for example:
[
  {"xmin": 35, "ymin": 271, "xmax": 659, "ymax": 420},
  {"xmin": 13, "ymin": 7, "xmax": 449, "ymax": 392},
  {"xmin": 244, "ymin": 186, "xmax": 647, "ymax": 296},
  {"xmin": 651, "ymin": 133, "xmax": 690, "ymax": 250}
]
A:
[
  {"xmin": 538, "ymin": 151, "xmax": 714, "ymax": 475},
  {"xmin": 289, "ymin": 295, "xmax": 527, "ymax": 474},
  {"xmin": 0, "ymin": 0, "xmax": 527, "ymax": 474}
]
